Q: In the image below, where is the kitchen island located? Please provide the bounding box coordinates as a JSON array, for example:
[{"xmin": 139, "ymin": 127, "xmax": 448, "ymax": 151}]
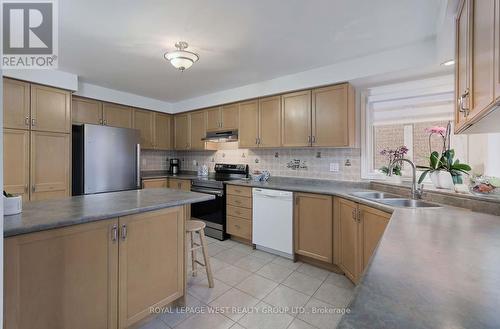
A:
[{"xmin": 3, "ymin": 188, "xmax": 214, "ymax": 329}]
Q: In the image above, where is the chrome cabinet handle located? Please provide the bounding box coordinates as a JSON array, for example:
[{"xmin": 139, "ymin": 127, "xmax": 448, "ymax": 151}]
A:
[
  {"xmin": 121, "ymin": 224, "xmax": 127, "ymax": 240},
  {"xmin": 258, "ymin": 137, "xmax": 261, "ymax": 145},
  {"xmin": 352, "ymin": 209, "xmax": 356, "ymax": 220},
  {"xmin": 31, "ymin": 118, "xmax": 36, "ymax": 127},
  {"xmin": 99, "ymin": 118, "xmax": 103, "ymax": 125},
  {"xmin": 111, "ymin": 224, "xmax": 118, "ymax": 242},
  {"xmin": 25, "ymin": 116, "xmax": 30, "ymax": 126},
  {"xmin": 31, "ymin": 185, "xmax": 35, "ymax": 192},
  {"xmin": 458, "ymin": 88, "xmax": 470, "ymax": 116},
  {"xmin": 103, "ymin": 120, "xmax": 108, "ymax": 125},
  {"xmin": 312, "ymin": 136, "xmax": 316, "ymax": 143},
  {"xmin": 308, "ymin": 136, "xmax": 311, "ymax": 143}
]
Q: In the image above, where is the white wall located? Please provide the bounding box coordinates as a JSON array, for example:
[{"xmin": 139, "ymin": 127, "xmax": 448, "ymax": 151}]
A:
[{"xmin": 3, "ymin": 69, "xmax": 78, "ymax": 91}]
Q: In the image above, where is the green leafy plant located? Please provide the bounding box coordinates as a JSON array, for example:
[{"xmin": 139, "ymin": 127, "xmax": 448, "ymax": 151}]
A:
[
  {"xmin": 3, "ymin": 191, "xmax": 14, "ymax": 198},
  {"xmin": 379, "ymin": 146, "xmax": 408, "ymax": 176}
]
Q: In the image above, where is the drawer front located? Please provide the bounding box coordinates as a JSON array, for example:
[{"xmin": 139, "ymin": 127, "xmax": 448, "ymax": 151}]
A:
[
  {"xmin": 226, "ymin": 185, "xmax": 252, "ymax": 197},
  {"xmin": 227, "ymin": 205, "xmax": 252, "ymax": 220},
  {"xmin": 227, "ymin": 216, "xmax": 252, "ymax": 240},
  {"xmin": 227, "ymin": 195, "xmax": 252, "ymax": 209}
]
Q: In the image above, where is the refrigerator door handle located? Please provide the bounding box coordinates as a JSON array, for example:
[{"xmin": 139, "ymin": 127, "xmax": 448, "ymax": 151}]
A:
[{"xmin": 136, "ymin": 144, "xmax": 141, "ymax": 188}]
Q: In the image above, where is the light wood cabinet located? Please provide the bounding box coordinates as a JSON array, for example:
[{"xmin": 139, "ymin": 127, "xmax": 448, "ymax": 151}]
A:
[
  {"xmin": 72, "ymin": 96, "xmax": 103, "ymax": 125},
  {"xmin": 226, "ymin": 185, "xmax": 252, "ymax": 242},
  {"xmin": 3, "ymin": 78, "xmax": 30, "ymax": 130},
  {"xmin": 30, "ymin": 132, "xmax": 70, "ymax": 201},
  {"xmin": 4, "ymin": 129, "xmax": 30, "ymax": 197},
  {"xmin": 456, "ymin": 0, "xmax": 470, "ymax": 131},
  {"xmin": 133, "ymin": 109, "xmax": 155, "ymax": 149},
  {"xmin": 190, "ymin": 111, "xmax": 207, "ymax": 150},
  {"xmin": 118, "ymin": 208, "xmax": 184, "ymax": 328},
  {"xmin": 102, "ymin": 102, "xmax": 133, "ymax": 128},
  {"xmin": 335, "ymin": 197, "xmax": 360, "ymax": 283},
  {"xmin": 168, "ymin": 178, "xmax": 191, "ymax": 191},
  {"xmin": 174, "ymin": 113, "xmax": 190, "ymax": 150},
  {"xmin": 259, "ymin": 96, "xmax": 281, "ymax": 148},
  {"xmin": 206, "ymin": 107, "xmax": 222, "ymax": 131},
  {"xmin": 221, "ymin": 103, "xmax": 239, "ymax": 130},
  {"xmin": 30, "ymin": 84, "xmax": 71, "ymax": 133},
  {"xmin": 155, "ymin": 113, "xmax": 173, "ymax": 150},
  {"xmin": 294, "ymin": 193, "xmax": 333, "ymax": 263},
  {"xmin": 238, "ymin": 100, "xmax": 259, "ymax": 148},
  {"xmin": 4, "ymin": 219, "xmax": 119, "ymax": 329},
  {"xmin": 359, "ymin": 205, "xmax": 390, "ymax": 270},
  {"xmin": 142, "ymin": 178, "xmax": 168, "ymax": 188},
  {"xmin": 312, "ymin": 84, "xmax": 355, "ymax": 147},
  {"xmin": 281, "ymin": 90, "xmax": 312, "ymax": 147}
]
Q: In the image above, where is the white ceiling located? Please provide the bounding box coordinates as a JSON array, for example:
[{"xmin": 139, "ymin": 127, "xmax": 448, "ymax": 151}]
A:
[{"xmin": 59, "ymin": 0, "xmax": 443, "ymax": 103}]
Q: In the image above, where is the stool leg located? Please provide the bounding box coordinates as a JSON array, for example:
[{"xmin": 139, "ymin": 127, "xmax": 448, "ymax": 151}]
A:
[
  {"xmin": 198, "ymin": 229, "xmax": 214, "ymax": 288},
  {"xmin": 190, "ymin": 231, "xmax": 197, "ymax": 277}
]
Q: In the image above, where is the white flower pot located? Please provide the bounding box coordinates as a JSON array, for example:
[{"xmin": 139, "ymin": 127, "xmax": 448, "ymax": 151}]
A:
[
  {"xmin": 430, "ymin": 171, "xmax": 455, "ymax": 190},
  {"xmin": 4, "ymin": 195, "xmax": 22, "ymax": 215}
]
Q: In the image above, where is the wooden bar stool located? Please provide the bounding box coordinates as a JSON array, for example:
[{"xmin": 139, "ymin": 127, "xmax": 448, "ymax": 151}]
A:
[{"xmin": 186, "ymin": 220, "xmax": 214, "ymax": 288}]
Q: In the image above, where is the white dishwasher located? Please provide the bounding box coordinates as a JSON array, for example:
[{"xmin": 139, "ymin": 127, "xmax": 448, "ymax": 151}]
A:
[{"xmin": 252, "ymin": 188, "xmax": 293, "ymax": 259}]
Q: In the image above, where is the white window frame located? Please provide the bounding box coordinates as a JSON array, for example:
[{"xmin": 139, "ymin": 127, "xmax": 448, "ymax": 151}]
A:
[{"xmin": 361, "ymin": 75, "xmax": 456, "ymax": 181}]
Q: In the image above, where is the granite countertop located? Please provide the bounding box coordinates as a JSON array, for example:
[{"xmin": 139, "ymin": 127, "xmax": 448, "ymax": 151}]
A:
[
  {"xmin": 226, "ymin": 177, "xmax": 500, "ymax": 328},
  {"xmin": 4, "ymin": 188, "xmax": 214, "ymax": 238},
  {"xmin": 141, "ymin": 170, "xmax": 200, "ymax": 180}
]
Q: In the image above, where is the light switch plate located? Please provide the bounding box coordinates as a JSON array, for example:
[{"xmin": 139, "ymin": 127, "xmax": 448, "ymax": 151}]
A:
[{"xmin": 330, "ymin": 163, "xmax": 340, "ymax": 172}]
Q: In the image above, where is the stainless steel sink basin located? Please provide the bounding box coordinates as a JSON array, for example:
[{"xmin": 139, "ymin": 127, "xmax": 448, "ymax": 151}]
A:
[
  {"xmin": 350, "ymin": 191, "xmax": 403, "ymax": 199},
  {"xmin": 377, "ymin": 199, "xmax": 441, "ymax": 208}
]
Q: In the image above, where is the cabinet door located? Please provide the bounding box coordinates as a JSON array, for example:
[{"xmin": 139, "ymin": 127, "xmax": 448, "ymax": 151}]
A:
[
  {"xmin": 155, "ymin": 113, "xmax": 172, "ymax": 150},
  {"xmin": 174, "ymin": 113, "xmax": 190, "ymax": 150},
  {"xmin": 142, "ymin": 178, "xmax": 168, "ymax": 188},
  {"xmin": 259, "ymin": 96, "xmax": 281, "ymax": 148},
  {"xmin": 312, "ymin": 84, "xmax": 354, "ymax": 147},
  {"xmin": 206, "ymin": 107, "xmax": 221, "ymax": 131},
  {"xmin": 456, "ymin": 0, "xmax": 471, "ymax": 131},
  {"xmin": 118, "ymin": 207, "xmax": 184, "ymax": 328},
  {"xmin": 31, "ymin": 132, "xmax": 70, "ymax": 201},
  {"xmin": 359, "ymin": 205, "xmax": 390, "ymax": 272},
  {"xmin": 4, "ymin": 219, "xmax": 119, "ymax": 329},
  {"xmin": 238, "ymin": 100, "xmax": 259, "ymax": 148},
  {"xmin": 336, "ymin": 198, "xmax": 360, "ymax": 283},
  {"xmin": 72, "ymin": 97, "xmax": 102, "ymax": 125},
  {"xmin": 4, "ymin": 129, "xmax": 30, "ymax": 198},
  {"xmin": 221, "ymin": 103, "xmax": 239, "ymax": 130},
  {"xmin": 168, "ymin": 178, "xmax": 191, "ymax": 191},
  {"xmin": 469, "ymin": 0, "xmax": 495, "ymax": 121},
  {"xmin": 282, "ymin": 90, "xmax": 311, "ymax": 147},
  {"xmin": 294, "ymin": 193, "xmax": 333, "ymax": 263},
  {"xmin": 31, "ymin": 84, "xmax": 71, "ymax": 133},
  {"xmin": 3, "ymin": 78, "xmax": 30, "ymax": 130},
  {"xmin": 102, "ymin": 103, "xmax": 133, "ymax": 128},
  {"xmin": 133, "ymin": 109, "xmax": 155, "ymax": 149},
  {"xmin": 190, "ymin": 111, "xmax": 206, "ymax": 150}
]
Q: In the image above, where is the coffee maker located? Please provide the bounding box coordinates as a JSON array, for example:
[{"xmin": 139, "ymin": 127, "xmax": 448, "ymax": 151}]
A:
[{"xmin": 169, "ymin": 158, "xmax": 180, "ymax": 175}]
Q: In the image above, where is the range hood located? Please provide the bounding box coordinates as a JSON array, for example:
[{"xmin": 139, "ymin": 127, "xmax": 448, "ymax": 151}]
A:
[{"xmin": 202, "ymin": 130, "xmax": 238, "ymax": 143}]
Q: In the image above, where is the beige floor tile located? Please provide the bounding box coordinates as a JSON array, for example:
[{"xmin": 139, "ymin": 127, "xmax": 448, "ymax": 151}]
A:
[
  {"xmin": 256, "ymin": 263, "xmax": 294, "ymax": 283},
  {"xmin": 295, "ymin": 263, "xmax": 330, "ymax": 281},
  {"xmin": 251, "ymin": 249, "xmax": 278, "ymax": 262},
  {"xmin": 137, "ymin": 318, "xmax": 170, "ymax": 329},
  {"xmin": 158, "ymin": 294, "xmax": 203, "ymax": 328},
  {"xmin": 214, "ymin": 248, "xmax": 251, "ymax": 264},
  {"xmin": 208, "ymin": 243, "xmax": 226, "ymax": 256},
  {"xmin": 188, "ymin": 278, "xmax": 232, "ymax": 303},
  {"xmin": 236, "ymin": 273, "xmax": 279, "ymax": 299},
  {"xmin": 297, "ymin": 298, "xmax": 343, "ymax": 329},
  {"xmin": 209, "ymin": 288, "xmax": 259, "ymax": 321},
  {"xmin": 210, "ymin": 257, "xmax": 231, "ymax": 272},
  {"xmin": 313, "ymin": 282, "xmax": 354, "ymax": 308},
  {"xmin": 262, "ymin": 285, "xmax": 310, "ymax": 315},
  {"xmin": 324, "ymin": 272, "xmax": 355, "ymax": 290},
  {"xmin": 237, "ymin": 301, "xmax": 294, "ymax": 329},
  {"xmin": 234, "ymin": 254, "xmax": 270, "ymax": 272},
  {"xmin": 214, "ymin": 265, "xmax": 252, "ymax": 286},
  {"xmin": 229, "ymin": 324, "xmax": 246, "ymax": 329},
  {"xmin": 187, "ymin": 270, "xmax": 208, "ymax": 287},
  {"xmin": 175, "ymin": 311, "xmax": 234, "ymax": 329},
  {"xmin": 271, "ymin": 257, "xmax": 302, "ymax": 270},
  {"xmin": 282, "ymin": 272, "xmax": 323, "ymax": 296},
  {"xmin": 205, "ymin": 236, "xmax": 220, "ymax": 245},
  {"xmin": 231, "ymin": 243, "xmax": 255, "ymax": 255},
  {"xmin": 287, "ymin": 318, "xmax": 317, "ymax": 329},
  {"xmin": 216, "ymin": 239, "xmax": 239, "ymax": 249}
]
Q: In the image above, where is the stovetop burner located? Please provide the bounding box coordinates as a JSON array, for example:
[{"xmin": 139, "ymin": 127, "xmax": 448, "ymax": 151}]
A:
[{"xmin": 191, "ymin": 164, "xmax": 249, "ymax": 189}]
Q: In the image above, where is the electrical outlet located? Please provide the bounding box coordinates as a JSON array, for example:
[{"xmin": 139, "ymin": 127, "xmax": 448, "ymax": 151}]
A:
[{"xmin": 330, "ymin": 162, "xmax": 340, "ymax": 172}]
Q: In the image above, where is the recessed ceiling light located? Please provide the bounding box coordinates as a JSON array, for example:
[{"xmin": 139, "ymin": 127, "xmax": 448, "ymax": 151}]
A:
[
  {"xmin": 164, "ymin": 41, "xmax": 199, "ymax": 71},
  {"xmin": 441, "ymin": 59, "xmax": 455, "ymax": 66}
]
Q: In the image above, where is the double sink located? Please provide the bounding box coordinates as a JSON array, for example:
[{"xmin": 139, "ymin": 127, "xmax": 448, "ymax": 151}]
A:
[{"xmin": 350, "ymin": 191, "xmax": 441, "ymax": 208}]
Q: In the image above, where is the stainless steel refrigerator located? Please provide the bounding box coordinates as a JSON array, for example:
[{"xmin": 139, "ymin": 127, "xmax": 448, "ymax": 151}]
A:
[{"xmin": 72, "ymin": 124, "xmax": 141, "ymax": 195}]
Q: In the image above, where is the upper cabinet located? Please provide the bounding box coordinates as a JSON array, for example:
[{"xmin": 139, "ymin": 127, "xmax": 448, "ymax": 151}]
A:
[
  {"xmin": 31, "ymin": 84, "xmax": 71, "ymax": 133},
  {"xmin": 190, "ymin": 111, "xmax": 207, "ymax": 150},
  {"xmin": 206, "ymin": 104, "xmax": 239, "ymax": 131},
  {"xmin": 455, "ymin": 0, "xmax": 500, "ymax": 133},
  {"xmin": 72, "ymin": 97, "xmax": 103, "ymax": 125},
  {"xmin": 206, "ymin": 107, "xmax": 221, "ymax": 131},
  {"xmin": 102, "ymin": 102, "xmax": 133, "ymax": 128},
  {"xmin": 4, "ymin": 78, "xmax": 30, "ymax": 130},
  {"xmin": 133, "ymin": 109, "xmax": 155, "ymax": 149},
  {"xmin": 281, "ymin": 90, "xmax": 312, "ymax": 147},
  {"xmin": 174, "ymin": 113, "xmax": 190, "ymax": 150},
  {"xmin": 155, "ymin": 113, "xmax": 173, "ymax": 150},
  {"xmin": 238, "ymin": 97, "xmax": 282, "ymax": 148},
  {"xmin": 238, "ymin": 100, "xmax": 259, "ymax": 148}
]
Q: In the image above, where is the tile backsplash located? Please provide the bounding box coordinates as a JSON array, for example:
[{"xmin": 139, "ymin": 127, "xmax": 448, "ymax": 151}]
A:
[{"xmin": 142, "ymin": 148, "xmax": 361, "ymax": 181}]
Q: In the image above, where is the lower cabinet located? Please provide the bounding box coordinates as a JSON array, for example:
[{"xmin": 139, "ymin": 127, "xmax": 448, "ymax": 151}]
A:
[
  {"xmin": 359, "ymin": 205, "xmax": 391, "ymax": 270},
  {"xmin": 4, "ymin": 207, "xmax": 186, "ymax": 329},
  {"xmin": 226, "ymin": 186, "xmax": 253, "ymax": 241},
  {"xmin": 168, "ymin": 178, "xmax": 191, "ymax": 191},
  {"xmin": 294, "ymin": 193, "xmax": 333, "ymax": 263},
  {"xmin": 142, "ymin": 178, "xmax": 168, "ymax": 188}
]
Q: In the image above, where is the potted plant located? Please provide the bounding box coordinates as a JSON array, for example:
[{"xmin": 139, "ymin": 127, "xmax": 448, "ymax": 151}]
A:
[
  {"xmin": 379, "ymin": 146, "xmax": 409, "ymax": 183},
  {"xmin": 417, "ymin": 122, "xmax": 471, "ymax": 189},
  {"xmin": 3, "ymin": 191, "xmax": 22, "ymax": 215}
]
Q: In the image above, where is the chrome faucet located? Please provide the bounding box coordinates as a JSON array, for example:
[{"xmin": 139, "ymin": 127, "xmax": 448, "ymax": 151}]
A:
[{"xmin": 388, "ymin": 158, "xmax": 424, "ymax": 200}]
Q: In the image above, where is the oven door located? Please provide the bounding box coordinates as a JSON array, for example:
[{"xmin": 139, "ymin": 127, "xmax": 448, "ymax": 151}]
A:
[{"xmin": 190, "ymin": 186, "xmax": 226, "ymax": 240}]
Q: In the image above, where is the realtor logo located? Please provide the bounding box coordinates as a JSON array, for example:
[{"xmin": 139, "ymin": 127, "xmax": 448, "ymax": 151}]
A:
[{"xmin": 2, "ymin": 0, "xmax": 58, "ymax": 69}]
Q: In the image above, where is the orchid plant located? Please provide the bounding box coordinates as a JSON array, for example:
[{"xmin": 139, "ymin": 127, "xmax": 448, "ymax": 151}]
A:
[
  {"xmin": 417, "ymin": 122, "xmax": 471, "ymax": 184},
  {"xmin": 379, "ymin": 146, "xmax": 409, "ymax": 176}
]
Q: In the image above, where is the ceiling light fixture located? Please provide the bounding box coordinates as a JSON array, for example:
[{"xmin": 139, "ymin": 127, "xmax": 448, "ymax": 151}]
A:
[
  {"xmin": 441, "ymin": 59, "xmax": 455, "ymax": 66},
  {"xmin": 164, "ymin": 41, "xmax": 199, "ymax": 71}
]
